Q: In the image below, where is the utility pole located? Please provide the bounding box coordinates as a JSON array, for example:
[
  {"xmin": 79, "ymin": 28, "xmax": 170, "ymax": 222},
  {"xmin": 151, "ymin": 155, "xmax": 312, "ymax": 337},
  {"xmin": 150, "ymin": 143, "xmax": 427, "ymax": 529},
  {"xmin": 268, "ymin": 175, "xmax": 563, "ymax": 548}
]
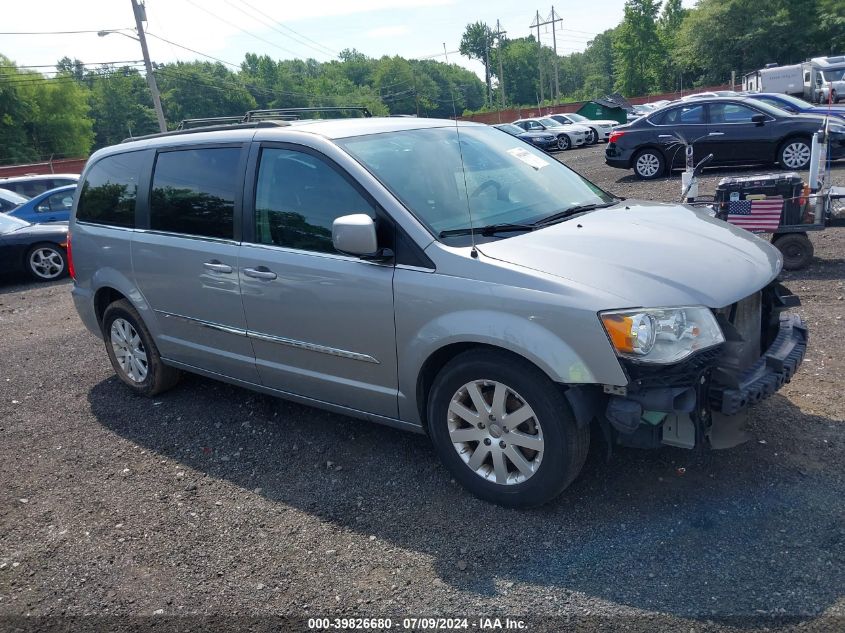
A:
[
  {"xmin": 536, "ymin": 7, "xmax": 562, "ymax": 104},
  {"xmin": 131, "ymin": 0, "xmax": 167, "ymax": 132},
  {"xmin": 484, "ymin": 28, "xmax": 493, "ymax": 107},
  {"xmin": 531, "ymin": 11, "xmax": 544, "ymax": 105},
  {"xmin": 495, "ymin": 20, "xmax": 506, "ymax": 110}
]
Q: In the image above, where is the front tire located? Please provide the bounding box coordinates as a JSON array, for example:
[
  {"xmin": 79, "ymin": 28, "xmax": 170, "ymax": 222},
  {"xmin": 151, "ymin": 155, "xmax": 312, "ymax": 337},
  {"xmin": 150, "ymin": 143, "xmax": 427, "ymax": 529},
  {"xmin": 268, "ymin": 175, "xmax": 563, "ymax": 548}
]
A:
[
  {"xmin": 633, "ymin": 149, "xmax": 665, "ymax": 180},
  {"xmin": 556, "ymin": 134, "xmax": 571, "ymax": 151},
  {"xmin": 586, "ymin": 128, "xmax": 599, "ymax": 145},
  {"xmin": 427, "ymin": 349, "xmax": 589, "ymax": 507},
  {"xmin": 779, "ymin": 138, "xmax": 812, "ymax": 170},
  {"xmin": 102, "ymin": 299, "xmax": 180, "ymax": 396},
  {"xmin": 26, "ymin": 243, "xmax": 66, "ymax": 281}
]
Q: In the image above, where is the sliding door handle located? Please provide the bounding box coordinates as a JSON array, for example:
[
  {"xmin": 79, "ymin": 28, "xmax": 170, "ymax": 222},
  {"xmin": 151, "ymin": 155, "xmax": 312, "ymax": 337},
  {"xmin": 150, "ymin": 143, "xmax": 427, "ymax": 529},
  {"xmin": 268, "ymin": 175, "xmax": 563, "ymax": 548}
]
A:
[
  {"xmin": 243, "ymin": 267, "xmax": 277, "ymax": 280},
  {"xmin": 203, "ymin": 261, "xmax": 233, "ymax": 274}
]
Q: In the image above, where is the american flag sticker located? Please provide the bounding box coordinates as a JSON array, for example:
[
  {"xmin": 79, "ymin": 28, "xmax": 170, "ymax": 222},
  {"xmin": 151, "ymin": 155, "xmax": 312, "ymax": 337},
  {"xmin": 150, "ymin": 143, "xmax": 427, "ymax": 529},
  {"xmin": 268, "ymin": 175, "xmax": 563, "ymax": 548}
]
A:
[{"xmin": 726, "ymin": 196, "xmax": 783, "ymax": 232}]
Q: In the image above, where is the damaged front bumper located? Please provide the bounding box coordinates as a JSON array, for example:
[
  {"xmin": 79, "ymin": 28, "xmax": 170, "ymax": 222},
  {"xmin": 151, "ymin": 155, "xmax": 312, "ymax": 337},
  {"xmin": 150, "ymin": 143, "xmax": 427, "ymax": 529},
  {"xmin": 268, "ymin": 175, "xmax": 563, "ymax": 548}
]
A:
[{"xmin": 595, "ymin": 283, "xmax": 807, "ymax": 450}]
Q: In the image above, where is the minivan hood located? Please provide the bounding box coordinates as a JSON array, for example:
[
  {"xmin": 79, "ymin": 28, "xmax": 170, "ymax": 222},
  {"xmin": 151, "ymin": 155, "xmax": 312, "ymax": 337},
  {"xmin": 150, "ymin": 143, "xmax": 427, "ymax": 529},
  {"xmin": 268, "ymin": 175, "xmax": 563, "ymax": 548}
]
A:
[{"xmin": 476, "ymin": 201, "xmax": 781, "ymax": 308}]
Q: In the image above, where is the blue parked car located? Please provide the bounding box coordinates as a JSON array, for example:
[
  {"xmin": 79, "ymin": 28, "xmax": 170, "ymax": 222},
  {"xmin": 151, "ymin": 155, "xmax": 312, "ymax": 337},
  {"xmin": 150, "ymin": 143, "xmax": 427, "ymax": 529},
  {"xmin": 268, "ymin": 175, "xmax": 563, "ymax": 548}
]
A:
[
  {"xmin": 2, "ymin": 184, "xmax": 76, "ymax": 223},
  {"xmin": 746, "ymin": 93, "xmax": 845, "ymax": 121}
]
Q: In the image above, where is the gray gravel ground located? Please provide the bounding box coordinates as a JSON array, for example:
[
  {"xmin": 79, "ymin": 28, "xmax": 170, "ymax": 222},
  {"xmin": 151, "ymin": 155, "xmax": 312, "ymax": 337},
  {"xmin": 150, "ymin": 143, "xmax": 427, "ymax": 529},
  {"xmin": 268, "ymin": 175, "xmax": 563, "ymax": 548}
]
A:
[{"xmin": 1, "ymin": 145, "xmax": 844, "ymax": 632}]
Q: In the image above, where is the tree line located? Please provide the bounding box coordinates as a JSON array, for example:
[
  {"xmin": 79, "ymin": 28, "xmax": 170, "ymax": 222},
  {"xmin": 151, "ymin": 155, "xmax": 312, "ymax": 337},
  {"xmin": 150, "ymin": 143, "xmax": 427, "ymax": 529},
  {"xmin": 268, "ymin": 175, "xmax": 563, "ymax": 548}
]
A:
[
  {"xmin": 463, "ymin": 0, "xmax": 844, "ymax": 108},
  {"xmin": 0, "ymin": 51, "xmax": 485, "ymax": 164},
  {"xmin": 1, "ymin": 0, "xmax": 842, "ymax": 164}
]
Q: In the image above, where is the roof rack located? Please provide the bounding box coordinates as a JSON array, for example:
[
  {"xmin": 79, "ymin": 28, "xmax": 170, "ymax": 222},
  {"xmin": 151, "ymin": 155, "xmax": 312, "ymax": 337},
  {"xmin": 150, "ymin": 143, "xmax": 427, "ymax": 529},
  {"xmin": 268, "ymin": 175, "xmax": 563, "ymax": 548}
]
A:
[
  {"xmin": 122, "ymin": 105, "xmax": 372, "ymax": 143},
  {"xmin": 121, "ymin": 120, "xmax": 289, "ymax": 143},
  {"xmin": 243, "ymin": 106, "xmax": 372, "ymax": 121}
]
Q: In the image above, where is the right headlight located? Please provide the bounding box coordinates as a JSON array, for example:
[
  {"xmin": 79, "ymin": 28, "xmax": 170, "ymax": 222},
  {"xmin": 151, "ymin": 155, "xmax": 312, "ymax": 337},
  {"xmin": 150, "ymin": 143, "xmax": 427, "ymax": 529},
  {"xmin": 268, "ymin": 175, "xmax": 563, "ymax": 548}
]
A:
[{"xmin": 599, "ymin": 306, "xmax": 724, "ymax": 364}]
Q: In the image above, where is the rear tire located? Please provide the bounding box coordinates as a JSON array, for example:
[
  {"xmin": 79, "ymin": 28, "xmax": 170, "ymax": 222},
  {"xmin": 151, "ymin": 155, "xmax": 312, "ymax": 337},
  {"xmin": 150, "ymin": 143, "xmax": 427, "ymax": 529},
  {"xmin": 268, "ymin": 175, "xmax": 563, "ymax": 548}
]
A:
[
  {"xmin": 633, "ymin": 149, "xmax": 665, "ymax": 180},
  {"xmin": 426, "ymin": 349, "xmax": 589, "ymax": 507},
  {"xmin": 773, "ymin": 233, "xmax": 814, "ymax": 270},
  {"xmin": 102, "ymin": 299, "xmax": 180, "ymax": 397},
  {"xmin": 779, "ymin": 138, "xmax": 812, "ymax": 170},
  {"xmin": 26, "ymin": 243, "xmax": 66, "ymax": 281}
]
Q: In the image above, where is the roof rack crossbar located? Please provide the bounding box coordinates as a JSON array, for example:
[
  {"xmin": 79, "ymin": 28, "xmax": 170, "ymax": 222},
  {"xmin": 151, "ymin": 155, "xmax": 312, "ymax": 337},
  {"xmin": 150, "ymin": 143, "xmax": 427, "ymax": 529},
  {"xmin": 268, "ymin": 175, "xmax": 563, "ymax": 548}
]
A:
[
  {"xmin": 244, "ymin": 106, "xmax": 372, "ymax": 121},
  {"xmin": 177, "ymin": 116, "xmax": 245, "ymax": 130}
]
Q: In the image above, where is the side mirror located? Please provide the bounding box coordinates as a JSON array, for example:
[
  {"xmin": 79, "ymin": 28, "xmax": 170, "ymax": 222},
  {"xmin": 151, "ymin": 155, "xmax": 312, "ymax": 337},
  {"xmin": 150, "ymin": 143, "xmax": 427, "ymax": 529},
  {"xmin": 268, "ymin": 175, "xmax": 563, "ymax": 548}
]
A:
[
  {"xmin": 751, "ymin": 113, "xmax": 766, "ymax": 125},
  {"xmin": 332, "ymin": 214, "xmax": 392, "ymax": 261},
  {"xmin": 332, "ymin": 214, "xmax": 378, "ymax": 256}
]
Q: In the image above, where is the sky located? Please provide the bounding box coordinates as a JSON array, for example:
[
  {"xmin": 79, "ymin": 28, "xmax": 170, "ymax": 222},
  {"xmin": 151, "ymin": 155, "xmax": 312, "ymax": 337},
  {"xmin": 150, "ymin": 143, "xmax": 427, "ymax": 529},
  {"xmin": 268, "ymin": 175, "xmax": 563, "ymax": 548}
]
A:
[{"xmin": 0, "ymin": 0, "xmax": 649, "ymax": 79}]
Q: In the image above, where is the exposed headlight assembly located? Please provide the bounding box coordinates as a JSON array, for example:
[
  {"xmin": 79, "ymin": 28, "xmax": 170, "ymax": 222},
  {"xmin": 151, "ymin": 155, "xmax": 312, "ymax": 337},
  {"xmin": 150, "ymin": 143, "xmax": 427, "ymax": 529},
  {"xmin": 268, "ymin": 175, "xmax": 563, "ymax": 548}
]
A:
[{"xmin": 599, "ymin": 306, "xmax": 724, "ymax": 364}]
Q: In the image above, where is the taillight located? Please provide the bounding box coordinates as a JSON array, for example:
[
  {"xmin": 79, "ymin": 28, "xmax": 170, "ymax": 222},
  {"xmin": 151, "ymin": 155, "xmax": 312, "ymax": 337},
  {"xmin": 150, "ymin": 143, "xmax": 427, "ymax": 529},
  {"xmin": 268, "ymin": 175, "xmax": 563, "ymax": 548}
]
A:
[
  {"xmin": 66, "ymin": 231, "xmax": 75, "ymax": 280},
  {"xmin": 608, "ymin": 130, "xmax": 625, "ymax": 144}
]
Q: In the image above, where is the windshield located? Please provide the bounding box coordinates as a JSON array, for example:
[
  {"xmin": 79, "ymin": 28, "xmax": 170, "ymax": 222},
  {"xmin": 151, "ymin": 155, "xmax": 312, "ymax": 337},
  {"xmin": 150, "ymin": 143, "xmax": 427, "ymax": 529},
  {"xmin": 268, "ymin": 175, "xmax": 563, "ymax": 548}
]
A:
[
  {"xmin": 0, "ymin": 214, "xmax": 30, "ymax": 234},
  {"xmin": 495, "ymin": 124, "xmax": 525, "ymax": 135},
  {"xmin": 823, "ymin": 69, "xmax": 845, "ymax": 82},
  {"xmin": 0, "ymin": 188, "xmax": 30, "ymax": 205},
  {"xmin": 538, "ymin": 117, "xmax": 564, "ymax": 128},
  {"xmin": 764, "ymin": 93, "xmax": 811, "ymax": 108},
  {"xmin": 745, "ymin": 98, "xmax": 797, "ymax": 118},
  {"xmin": 338, "ymin": 126, "xmax": 614, "ymax": 241},
  {"xmin": 567, "ymin": 113, "xmax": 587, "ymax": 122}
]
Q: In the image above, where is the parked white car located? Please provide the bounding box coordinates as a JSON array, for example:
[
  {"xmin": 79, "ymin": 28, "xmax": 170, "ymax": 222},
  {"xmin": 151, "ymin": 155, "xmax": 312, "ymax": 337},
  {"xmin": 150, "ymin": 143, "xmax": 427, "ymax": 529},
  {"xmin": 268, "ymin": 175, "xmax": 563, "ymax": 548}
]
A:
[
  {"xmin": 548, "ymin": 113, "xmax": 618, "ymax": 144},
  {"xmin": 513, "ymin": 117, "xmax": 590, "ymax": 150}
]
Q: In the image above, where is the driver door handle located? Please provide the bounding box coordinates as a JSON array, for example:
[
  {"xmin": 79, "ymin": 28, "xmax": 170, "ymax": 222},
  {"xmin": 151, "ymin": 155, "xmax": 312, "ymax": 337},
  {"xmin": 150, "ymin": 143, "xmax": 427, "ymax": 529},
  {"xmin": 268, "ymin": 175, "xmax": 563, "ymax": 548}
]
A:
[
  {"xmin": 203, "ymin": 261, "xmax": 233, "ymax": 274},
  {"xmin": 243, "ymin": 267, "xmax": 277, "ymax": 281}
]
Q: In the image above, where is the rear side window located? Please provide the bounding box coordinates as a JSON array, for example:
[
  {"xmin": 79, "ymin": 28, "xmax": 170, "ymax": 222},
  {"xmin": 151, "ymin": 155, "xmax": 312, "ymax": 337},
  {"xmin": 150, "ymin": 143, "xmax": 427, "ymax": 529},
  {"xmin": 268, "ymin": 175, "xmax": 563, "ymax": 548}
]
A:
[
  {"xmin": 150, "ymin": 148, "xmax": 240, "ymax": 240},
  {"xmin": 651, "ymin": 104, "xmax": 705, "ymax": 125},
  {"xmin": 77, "ymin": 152, "xmax": 145, "ymax": 227}
]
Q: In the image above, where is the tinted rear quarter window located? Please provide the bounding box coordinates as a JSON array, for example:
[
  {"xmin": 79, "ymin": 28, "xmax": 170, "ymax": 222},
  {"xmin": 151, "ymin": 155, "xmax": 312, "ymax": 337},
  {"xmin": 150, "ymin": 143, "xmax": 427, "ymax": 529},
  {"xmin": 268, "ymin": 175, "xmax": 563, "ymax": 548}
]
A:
[
  {"xmin": 150, "ymin": 147, "xmax": 240, "ymax": 240},
  {"xmin": 77, "ymin": 152, "xmax": 145, "ymax": 227}
]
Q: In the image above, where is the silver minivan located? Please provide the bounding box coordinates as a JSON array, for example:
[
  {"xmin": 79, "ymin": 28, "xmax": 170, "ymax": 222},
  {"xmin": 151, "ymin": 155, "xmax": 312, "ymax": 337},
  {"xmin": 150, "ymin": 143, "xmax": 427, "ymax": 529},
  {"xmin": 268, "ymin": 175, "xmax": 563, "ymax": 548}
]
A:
[{"xmin": 69, "ymin": 117, "xmax": 807, "ymax": 506}]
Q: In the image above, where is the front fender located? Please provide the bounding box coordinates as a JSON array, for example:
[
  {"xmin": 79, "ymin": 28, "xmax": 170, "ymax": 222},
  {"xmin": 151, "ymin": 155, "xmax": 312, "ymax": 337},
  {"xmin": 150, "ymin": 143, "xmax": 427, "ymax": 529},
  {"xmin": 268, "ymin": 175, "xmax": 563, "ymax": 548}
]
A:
[{"xmin": 394, "ymin": 267, "xmax": 628, "ymax": 425}]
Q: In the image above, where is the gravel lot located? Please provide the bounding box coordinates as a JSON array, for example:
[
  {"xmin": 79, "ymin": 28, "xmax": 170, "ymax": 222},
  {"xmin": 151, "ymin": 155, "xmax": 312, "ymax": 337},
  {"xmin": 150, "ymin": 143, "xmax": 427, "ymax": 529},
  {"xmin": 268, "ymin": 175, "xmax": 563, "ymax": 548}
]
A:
[{"xmin": 1, "ymin": 146, "xmax": 844, "ymax": 632}]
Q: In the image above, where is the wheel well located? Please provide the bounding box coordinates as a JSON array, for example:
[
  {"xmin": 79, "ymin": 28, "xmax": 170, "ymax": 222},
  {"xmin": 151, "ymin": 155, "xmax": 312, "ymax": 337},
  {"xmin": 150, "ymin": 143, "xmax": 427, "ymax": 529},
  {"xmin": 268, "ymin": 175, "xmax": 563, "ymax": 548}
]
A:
[
  {"xmin": 415, "ymin": 343, "xmax": 557, "ymax": 431},
  {"xmin": 94, "ymin": 287, "xmax": 128, "ymax": 329},
  {"xmin": 778, "ymin": 134, "xmax": 811, "ymax": 152},
  {"xmin": 630, "ymin": 145, "xmax": 667, "ymax": 170},
  {"xmin": 21, "ymin": 241, "xmax": 62, "ymax": 268}
]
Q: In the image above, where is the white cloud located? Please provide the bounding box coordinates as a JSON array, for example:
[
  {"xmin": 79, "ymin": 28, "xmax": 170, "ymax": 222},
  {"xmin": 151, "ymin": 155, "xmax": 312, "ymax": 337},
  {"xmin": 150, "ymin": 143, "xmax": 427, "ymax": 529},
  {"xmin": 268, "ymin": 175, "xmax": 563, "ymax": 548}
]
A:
[{"xmin": 365, "ymin": 25, "xmax": 410, "ymax": 39}]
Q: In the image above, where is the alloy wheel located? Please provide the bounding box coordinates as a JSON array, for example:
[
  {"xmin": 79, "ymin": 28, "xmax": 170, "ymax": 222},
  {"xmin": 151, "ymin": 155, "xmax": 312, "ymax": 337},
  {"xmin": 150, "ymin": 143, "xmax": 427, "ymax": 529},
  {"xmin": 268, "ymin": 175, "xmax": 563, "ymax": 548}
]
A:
[
  {"xmin": 28, "ymin": 247, "xmax": 64, "ymax": 280},
  {"xmin": 447, "ymin": 380, "xmax": 544, "ymax": 485},
  {"xmin": 110, "ymin": 318, "xmax": 148, "ymax": 383},
  {"xmin": 782, "ymin": 142, "xmax": 811, "ymax": 169},
  {"xmin": 635, "ymin": 152, "xmax": 661, "ymax": 178},
  {"xmin": 557, "ymin": 135, "xmax": 570, "ymax": 151}
]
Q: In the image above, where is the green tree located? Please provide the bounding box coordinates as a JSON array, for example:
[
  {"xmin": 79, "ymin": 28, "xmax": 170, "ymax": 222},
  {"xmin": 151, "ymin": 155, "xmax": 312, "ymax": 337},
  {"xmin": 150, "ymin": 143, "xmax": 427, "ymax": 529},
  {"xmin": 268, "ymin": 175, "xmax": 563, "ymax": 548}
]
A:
[
  {"xmin": 613, "ymin": 0, "xmax": 663, "ymax": 96},
  {"xmin": 88, "ymin": 65, "xmax": 158, "ymax": 147},
  {"xmin": 578, "ymin": 30, "xmax": 617, "ymax": 99},
  {"xmin": 657, "ymin": 0, "xmax": 687, "ymax": 91},
  {"xmin": 459, "ymin": 22, "xmax": 495, "ymax": 105},
  {"xmin": 156, "ymin": 61, "xmax": 257, "ymax": 125}
]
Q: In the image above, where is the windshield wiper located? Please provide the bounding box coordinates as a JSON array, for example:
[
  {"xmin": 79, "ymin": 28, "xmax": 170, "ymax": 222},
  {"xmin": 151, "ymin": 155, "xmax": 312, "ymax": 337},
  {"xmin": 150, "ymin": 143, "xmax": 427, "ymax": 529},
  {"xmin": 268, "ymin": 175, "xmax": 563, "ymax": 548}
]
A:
[
  {"xmin": 532, "ymin": 201, "xmax": 617, "ymax": 227},
  {"xmin": 439, "ymin": 223, "xmax": 536, "ymax": 238}
]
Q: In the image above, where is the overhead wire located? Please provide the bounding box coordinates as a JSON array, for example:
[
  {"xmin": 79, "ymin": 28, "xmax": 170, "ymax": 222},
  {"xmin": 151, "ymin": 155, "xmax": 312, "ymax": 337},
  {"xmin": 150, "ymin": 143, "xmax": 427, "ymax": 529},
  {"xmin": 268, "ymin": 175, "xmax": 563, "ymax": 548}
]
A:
[{"xmin": 223, "ymin": 0, "xmax": 338, "ymax": 59}]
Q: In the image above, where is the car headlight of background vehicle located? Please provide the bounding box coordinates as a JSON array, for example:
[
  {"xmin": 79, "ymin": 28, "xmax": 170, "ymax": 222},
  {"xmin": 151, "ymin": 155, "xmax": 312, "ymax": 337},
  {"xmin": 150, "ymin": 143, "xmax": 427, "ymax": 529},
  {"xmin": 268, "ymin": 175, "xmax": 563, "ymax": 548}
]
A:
[{"xmin": 599, "ymin": 306, "xmax": 724, "ymax": 364}]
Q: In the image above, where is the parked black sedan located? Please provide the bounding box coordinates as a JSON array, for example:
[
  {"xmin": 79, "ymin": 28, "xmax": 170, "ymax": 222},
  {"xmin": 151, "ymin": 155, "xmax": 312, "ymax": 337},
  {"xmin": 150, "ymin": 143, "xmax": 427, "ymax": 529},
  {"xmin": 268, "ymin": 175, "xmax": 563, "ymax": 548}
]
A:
[
  {"xmin": 0, "ymin": 214, "xmax": 68, "ymax": 281},
  {"xmin": 493, "ymin": 123, "xmax": 558, "ymax": 151},
  {"xmin": 605, "ymin": 96, "xmax": 845, "ymax": 179}
]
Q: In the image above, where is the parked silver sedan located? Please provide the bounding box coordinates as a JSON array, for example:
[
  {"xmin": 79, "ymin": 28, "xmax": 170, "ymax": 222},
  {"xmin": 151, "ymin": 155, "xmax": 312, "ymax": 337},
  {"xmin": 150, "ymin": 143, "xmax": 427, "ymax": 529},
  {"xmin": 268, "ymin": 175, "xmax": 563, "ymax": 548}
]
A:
[{"xmin": 512, "ymin": 117, "xmax": 590, "ymax": 150}]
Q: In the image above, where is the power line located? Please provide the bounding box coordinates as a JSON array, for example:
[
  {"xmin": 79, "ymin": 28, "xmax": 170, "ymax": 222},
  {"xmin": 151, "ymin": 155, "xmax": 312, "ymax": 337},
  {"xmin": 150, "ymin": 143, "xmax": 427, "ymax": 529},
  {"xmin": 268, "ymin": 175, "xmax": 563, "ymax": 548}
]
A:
[
  {"xmin": 180, "ymin": 0, "xmax": 305, "ymax": 60},
  {"xmin": 0, "ymin": 28, "xmax": 126, "ymax": 35},
  {"xmin": 223, "ymin": 0, "xmax": 338, "ymax": 59},
  {"xmin": 2, "ymin": 60, "xmax": 144, "ymax": 69},
  {"xmin": 144, "ymin": 32, "xmax": 241, "ymax": 68}
]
